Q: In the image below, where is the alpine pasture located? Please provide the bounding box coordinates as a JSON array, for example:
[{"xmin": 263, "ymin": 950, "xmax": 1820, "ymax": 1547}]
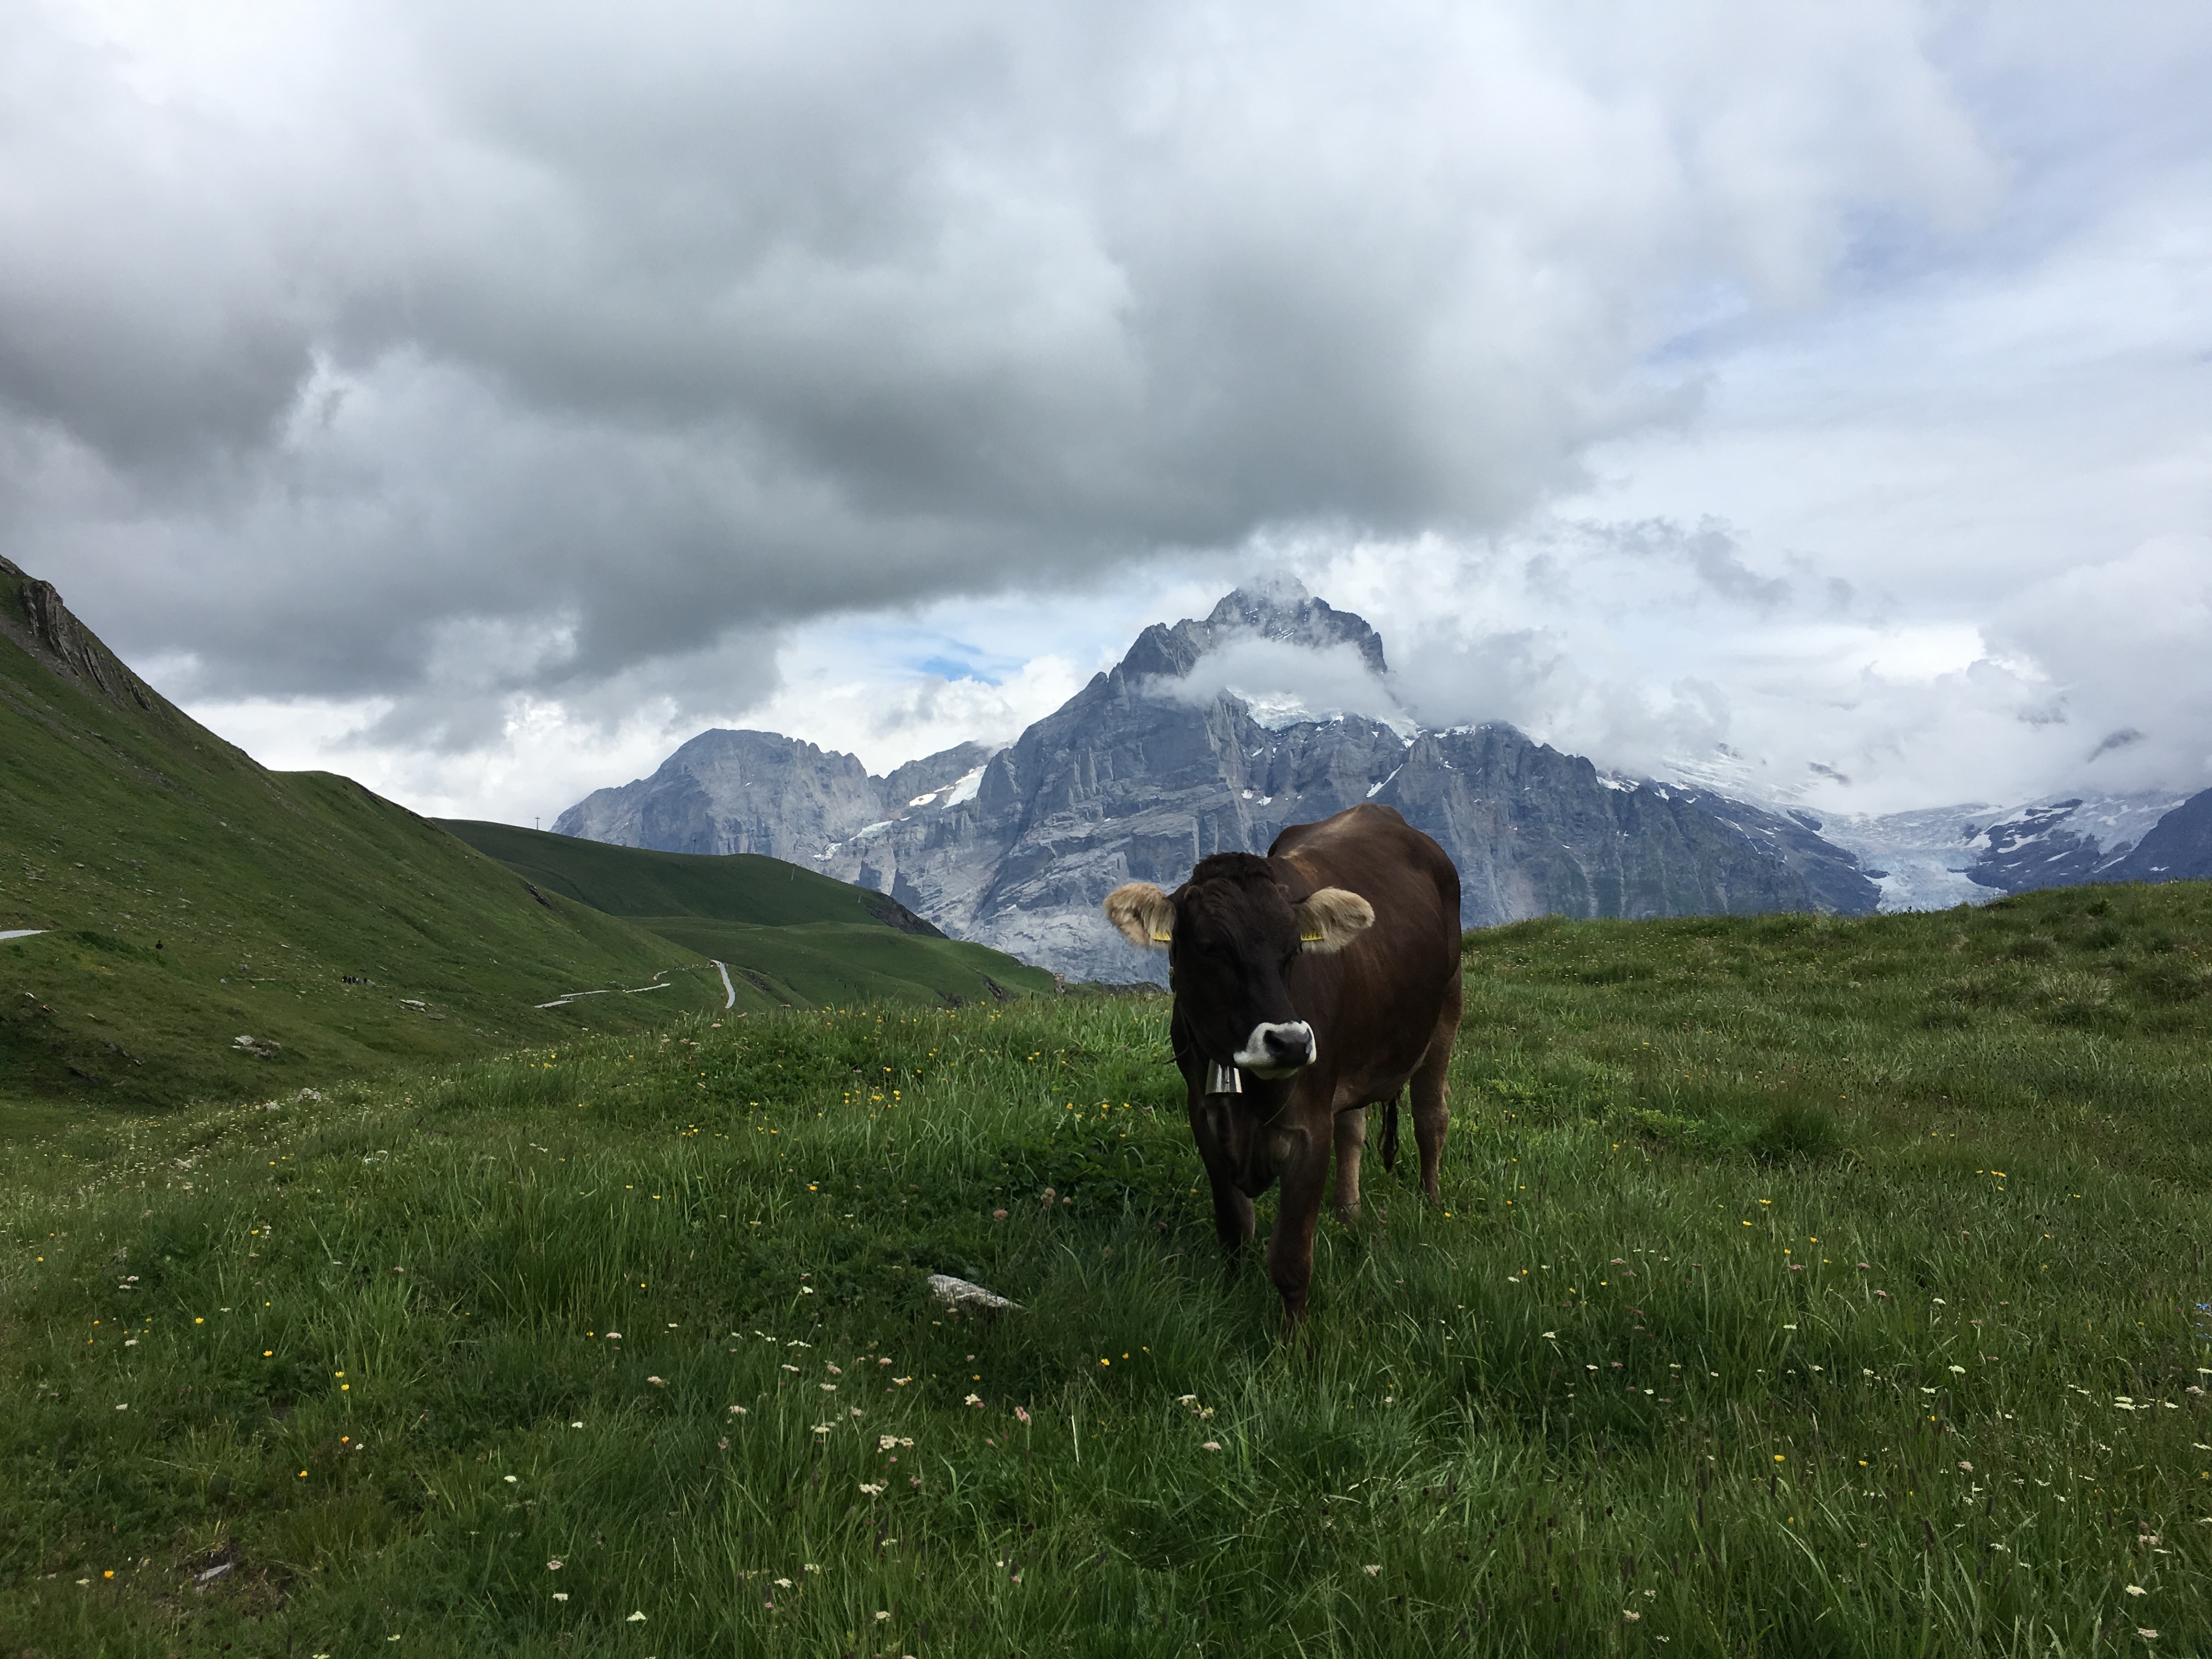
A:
[{"xmin": 3, "ymin": 882, "xmax": 2210, "ymax": 1656}]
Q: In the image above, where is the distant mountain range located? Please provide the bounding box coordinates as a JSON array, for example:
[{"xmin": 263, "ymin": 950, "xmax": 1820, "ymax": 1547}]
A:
[
  {"xmin": 559, "ymin": 583, "xmax": 2212, "ymax": 980},
  {"xmin": 559, "ymin": 585, "xmax": 1895, "ymax": 981}
]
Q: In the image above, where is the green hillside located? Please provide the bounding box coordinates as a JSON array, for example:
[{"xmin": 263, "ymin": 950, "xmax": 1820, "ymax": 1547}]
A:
[
  {"xmin": 436, "ymin": 817, "xmax": 929, "ymax": 930},
  {"xmin": 0, "ymin": 558, "xmax": 724, "ymax": 1118},
  {"xmin": 439, "ymin": 819, "xmax": 1058, "ymax": 1009}
]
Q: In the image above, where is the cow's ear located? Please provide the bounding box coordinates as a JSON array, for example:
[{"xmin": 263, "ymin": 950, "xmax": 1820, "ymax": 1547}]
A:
[
  {"xmin": 1103, "ymin": 882, "xmax": 1176, "ymax": 949},
  {"xmin": 1293, "ymin": 887, "xmax": 1374, "ymax": 953}
]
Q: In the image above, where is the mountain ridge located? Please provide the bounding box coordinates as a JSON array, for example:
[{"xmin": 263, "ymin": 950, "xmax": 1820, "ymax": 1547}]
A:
[
  {"xmin": 555, "ymin": 584, "xmax": 1889, "ymax": 979},
  {"xmin": 1, "ymin": 554, "xmax": 1065, "ymax": 1110}
]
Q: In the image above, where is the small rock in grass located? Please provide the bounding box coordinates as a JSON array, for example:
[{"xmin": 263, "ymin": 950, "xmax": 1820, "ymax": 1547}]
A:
[{"xmin": 927, "ymin": 1273, "xmax": 1021, "ymax": 1312}]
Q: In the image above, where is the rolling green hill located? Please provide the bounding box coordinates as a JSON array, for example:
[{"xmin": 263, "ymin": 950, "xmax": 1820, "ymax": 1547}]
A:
[
  {"xmin": 0, "ymin": 557, "xmax": 726, "ymax": 1118},
  {"xmin": 437, "ymin": 819, "xmax": 1058, "ymax": 1009}
]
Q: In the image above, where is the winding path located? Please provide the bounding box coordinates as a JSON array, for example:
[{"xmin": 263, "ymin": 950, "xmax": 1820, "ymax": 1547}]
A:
[
  {"xmin": 534, "ymin": 979, "xmax": 676, "ymax": 1010},
  {"xmin": 536, "ymin": 963, "xmax": 733, "ymax": 1012}
]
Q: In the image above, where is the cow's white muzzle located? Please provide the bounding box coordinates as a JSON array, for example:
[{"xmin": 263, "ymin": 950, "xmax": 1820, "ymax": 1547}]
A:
[{"xmin": 1234, "ymin": 1020, "xmax": 1316, "ymax": 1077}]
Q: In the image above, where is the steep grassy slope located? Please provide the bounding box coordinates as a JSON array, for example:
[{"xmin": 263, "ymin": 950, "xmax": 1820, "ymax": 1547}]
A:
[
  {"xmin": 2, "ymin": 882, "xmax": 2208, "ymax": 1655},
  {"xmin": 440, "ymin": 819, "xmax": 1059, "ymax": 1008},
  {"xmin": 0, "ymin": 559, "xmax": 723, "ymax": 1116}
]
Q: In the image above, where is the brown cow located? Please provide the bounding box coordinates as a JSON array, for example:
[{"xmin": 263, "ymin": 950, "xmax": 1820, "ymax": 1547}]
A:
[{"xmin": 1102, "ymin": 803, "xmax": 1462, "ymax": 1326}]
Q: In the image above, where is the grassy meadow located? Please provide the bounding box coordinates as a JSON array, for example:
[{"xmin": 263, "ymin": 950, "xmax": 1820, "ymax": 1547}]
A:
[{"xmin": 3, "ymin": 880, "xmax": 2211, "ymax": 1656}]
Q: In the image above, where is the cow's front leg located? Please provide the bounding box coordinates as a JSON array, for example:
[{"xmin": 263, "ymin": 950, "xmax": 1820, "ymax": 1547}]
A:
[
  {"xmin": 1265, "ymin": 1122, "xmax": 1330, "ymax": 1330},
  {"xmin": 1189, "ymin": 1095, "xmax": 1256, "ymax": 1260},
  {"xmin": 1330, "ymin": 1107, "xmax": 1367, "ymax": 1226},
  {"xmin": 1207, "ymin": 1171, "xmax": 1256, "ymax": 1261}
]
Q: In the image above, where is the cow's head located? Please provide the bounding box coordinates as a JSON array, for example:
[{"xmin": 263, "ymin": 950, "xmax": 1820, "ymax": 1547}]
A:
[{"xmin": 1104, "ymin": 853, "xmax": 1374, "ymax": 1078}]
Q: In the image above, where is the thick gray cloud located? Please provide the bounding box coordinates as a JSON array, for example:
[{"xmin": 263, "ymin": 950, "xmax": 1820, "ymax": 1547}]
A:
[
  {"xmin": 9, "ymin": 0, "xmax": 2207, "ymax": 829},
  {"xmin": 5, "ymin": 0, "xmax": 2006, "ymax": 729}
]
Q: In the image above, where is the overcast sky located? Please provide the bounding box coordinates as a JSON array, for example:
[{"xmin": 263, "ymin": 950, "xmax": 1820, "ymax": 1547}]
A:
[{"xmin": 6, "ymin": 0, "xmax": 2208, "ymax": 822}]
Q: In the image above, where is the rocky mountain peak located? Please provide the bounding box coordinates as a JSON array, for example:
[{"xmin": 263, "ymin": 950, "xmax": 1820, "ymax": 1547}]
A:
[
  {"xmin": 1205, "ymin": 578, "xmax": 1389, "ymax": 675},
  {"xmin": 1116, "ymin": 578, "xmax": 1389, "ymax": 682}
]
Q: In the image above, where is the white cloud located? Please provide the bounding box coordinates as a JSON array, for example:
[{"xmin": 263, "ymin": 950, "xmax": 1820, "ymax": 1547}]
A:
[
  {"xmin": 15, "ymin": 5, "xmax": 2005, "ymax": 669},
  {"xmin": 730, "ymin": 646, "xmax": 1090, "ymax": 778},
  {"xmin": 1161, "ymin": 635, "xmax": 1410, "ymax": 732}
]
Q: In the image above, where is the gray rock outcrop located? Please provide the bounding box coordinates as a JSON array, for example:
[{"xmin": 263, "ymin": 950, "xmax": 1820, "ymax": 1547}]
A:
[{"xmin": 555, "ymin": 729, "xmax": 887, "ymax": 863}]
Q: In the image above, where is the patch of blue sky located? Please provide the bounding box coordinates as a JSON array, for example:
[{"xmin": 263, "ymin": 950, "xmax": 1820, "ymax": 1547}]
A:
[
  {"xmin": 915, "ymin": 653, "xmax": 1001, "ymax": 685},
  {"xmin": 806, "ymin": 617, "xmax": 1019, "ymax": 685}
]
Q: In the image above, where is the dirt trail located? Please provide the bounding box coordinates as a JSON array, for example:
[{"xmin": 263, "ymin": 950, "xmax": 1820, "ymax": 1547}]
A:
[{"xmin": 535, "ymin": 978, "xmax": 675, "ymax": 1011}]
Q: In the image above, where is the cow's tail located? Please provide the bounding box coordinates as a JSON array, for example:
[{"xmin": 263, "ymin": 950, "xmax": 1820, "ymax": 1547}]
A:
[{"xmin": 1378, "ymin": 1095, "xmax": 1401, "ymax": 1173}]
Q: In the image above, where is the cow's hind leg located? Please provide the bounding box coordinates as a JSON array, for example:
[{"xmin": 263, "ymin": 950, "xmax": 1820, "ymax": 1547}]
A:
[
  {"xmin": 1409, "ymin": 973, "xmax": 1463, "ymax": 1202},
  {"xmin": 1330, "ymin": 1108, "xmax": 1368, "ymax": 1226}
]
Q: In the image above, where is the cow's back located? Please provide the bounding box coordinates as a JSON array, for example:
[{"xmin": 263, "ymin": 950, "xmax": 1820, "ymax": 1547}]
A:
[
  {"xmin": 1272, "ymin": 803, "xmax": 1459, "ymax": 968},
  {"xmin": 1269, "ymin": 804, "xmax": 1460, "ymax": 1098}
]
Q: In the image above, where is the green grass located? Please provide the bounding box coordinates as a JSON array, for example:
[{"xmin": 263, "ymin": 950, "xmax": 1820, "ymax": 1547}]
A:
[
  {"xmin": 3, "ymin": 882, "xmax": 2211, "ymax": 1655},
  {"xmin": 438, "ymin": 820, "xmax": 1059, "ymax": 1009}
]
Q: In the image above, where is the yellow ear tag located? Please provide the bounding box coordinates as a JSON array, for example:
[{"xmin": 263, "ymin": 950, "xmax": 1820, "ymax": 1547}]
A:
[
  {"xmin": 1151, "ymin": 929, "xmax": 1173, "ymax": 943},
  {"xmin": 1300, "ymin": 927, "xmax": 1325, "ymax": 943}
]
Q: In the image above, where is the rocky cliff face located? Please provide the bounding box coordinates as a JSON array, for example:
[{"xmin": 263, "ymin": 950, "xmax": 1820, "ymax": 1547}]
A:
[
  {"xmin": 555, "ymin": 729, "xmax": 886, "ymax": 862},
  {"xmin": 557, "ymin": 585, "xmax": 1884, "ymax": 979},
  {"xmin": 1119, "ymin": 584, "xmax": 1390, "ymax": 680},
  {"xmin": 0, "ymin": 555, "xmax": 168, "ymax": 718}
]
